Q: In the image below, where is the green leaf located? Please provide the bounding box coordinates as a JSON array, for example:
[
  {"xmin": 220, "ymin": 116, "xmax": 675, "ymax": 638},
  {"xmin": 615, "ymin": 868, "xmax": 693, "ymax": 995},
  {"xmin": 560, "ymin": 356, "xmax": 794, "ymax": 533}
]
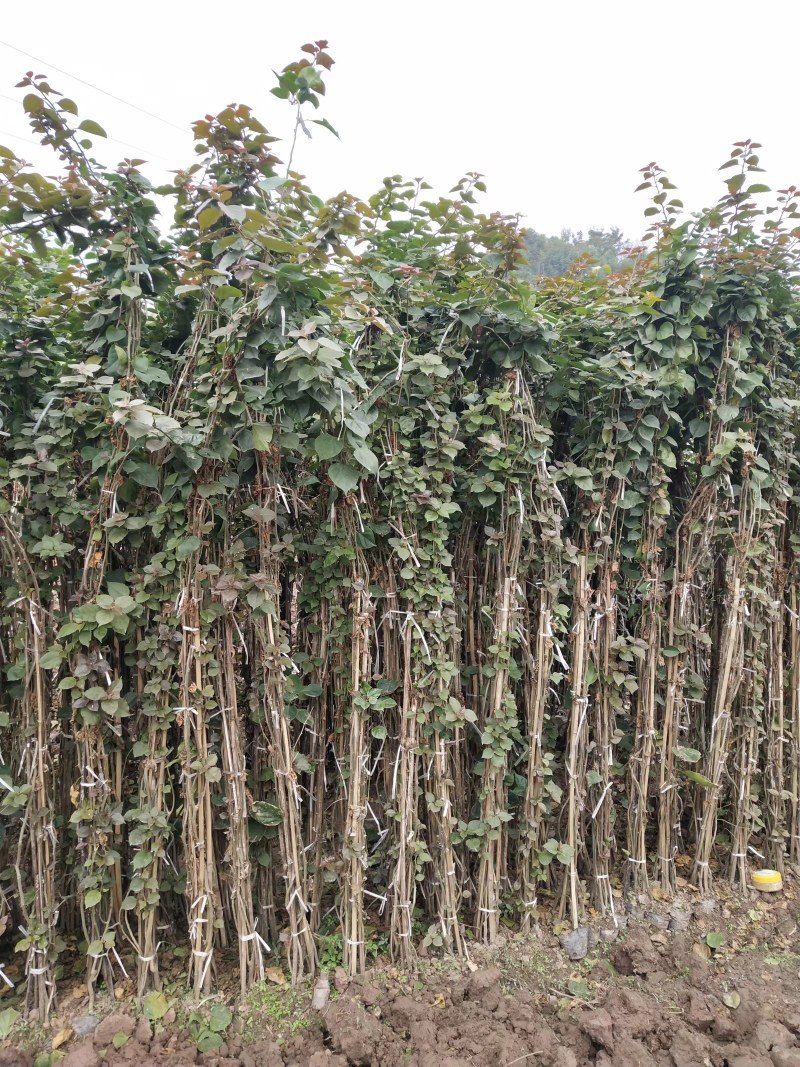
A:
[
  {"xmin": 674, "ymin": 745, "xmax": 701, "ymax": 763},
  {"xmin": 556, "ymin": 842, "xmax": 575, "ymax": 865},
  {"xmin": 221, "ymin": 204, "xmax": 247, "ymax": 223},
  {"xmin": 197, "ymin": 1031, "xmax": 224, "ymax": 1053},
  {"xmin": 726, "ymin": 173, "xmax": 746, "ymax": 194},
  {"xmin": 705, "ymin": 931, "xmax": 725, "ymax": 950},
  {"xmin": 143, "ymin": 990, "xmax": 168, "ymax": 1021},
  {"xmin": 682, "ymin": 769, "xmax": 715, "ymax": 789},
  {"xmin": 84, "ymin": 889, "xmax": 102, "ymax": 907},
  {"xmin": 177, "ymin": 536, "xmax": 202, "ymax": 559},
  {"xmin": 78, "ymin": 119, "xmax": 107, "ymax": 138},
  {"xmin": 311, "ymin": 117, "xmax": 340, "ymax": 138},
  {"xmin": 353, "ymin": 444, "xmax": 379, "ymax": 474},
  {"xmin": 132, "ymin": 850, "xmax": 153, "ymax": 870},
  {"xmin": 250, "ymin": 801, "xmax": 283, "ymax": 827},
  {"xmin": 0, "ymin": 1008, "xmax": 19, "ymax": 1039},
  {"xmin": 717, "ymin": 404, "xmax": 740, "ymax": 423},
  {"xmin": 328, "ymin": 463, "xmax": 359, "ymax": 493},
  {"xmin": 22, "ymin": 93, "xmax": 43, "ymax": 115},
  {"xmin": 127, "ymin": 462, "xmax": 159, "ymax": 489},
  {"xmin": 365, "ymin": 268, "xmax": 393, "ymax": 291},
  {"xmin": 208, "ymin": 1003, "xmax": 233, "ymax": 1033},
  {"xmin": 257, "ymin": 176, "xmax": 287, "ymax": 193},
  {"xmin": 314, "ymin": 432, "xmax": 343, "ymax": 460},
  {"xmin": 252, "ymin": 423, "xmax": 273, "ymax": 451},
  {"xmin": 39, "ymin": 647, "xmax": 64, "ymax": 670},
  {"xmin": 198, "ymin": 206, "xmax": 222, "ymax": 231},
  {"xmin": 260, "ymin": 235, "xmax": 296, "ymax": 254}
]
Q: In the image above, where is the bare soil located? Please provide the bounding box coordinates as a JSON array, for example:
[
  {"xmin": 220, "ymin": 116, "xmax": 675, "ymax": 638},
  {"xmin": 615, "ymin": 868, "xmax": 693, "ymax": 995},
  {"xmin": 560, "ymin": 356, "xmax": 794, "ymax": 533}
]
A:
[{"xmin": 4, "ymin": 879, "xmax": 800, "ymax": 1066}]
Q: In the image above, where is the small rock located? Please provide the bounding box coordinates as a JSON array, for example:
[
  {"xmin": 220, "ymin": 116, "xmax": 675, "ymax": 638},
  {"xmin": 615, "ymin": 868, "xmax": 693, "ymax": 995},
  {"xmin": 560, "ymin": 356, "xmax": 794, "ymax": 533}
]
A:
[
  {"xmin": 599, "ymin": 1039, "xmax": 657, "ymax": 1067},
  {"xmin": 62, "ymin": 1041, "xmax": 101, "ymax": 1067},
  {"xmin": 580, "ymin": 1008, "xmax": 614, "ymax": 1051},
  {"xmin": 646, "ymin": 911, "xmax": 670, "ymax": 930},
  {"xmin": 599, "ymin": 927, "xmax": 619, "ymax": 943},
  {"xmin": 771, "ymin": 1052, "xmax": 800, "ymax": 1067},
  {"xmin": 612, "ymin": 928, "xmax": 659, "ymax": 976},
  {"xmin": 713, "ymin": 1014, "xmax": 739, "ymax": 1042},
  {"xmin": 93, "ymin": 1013, "xmax": 135, "ymax": 1048},
  {"xmin": 670, "ymin": 1028, "xmax": 714, "ymax": 1066},
  {"xmin": 686, "ymin": 991, "xmax": 715, "ymax": 1032},
  {"xmin": 753, "ymin": 1021, "xmax": 795, "ymax": 1052},
  {"xmin": 308, "ymin": 1054, "xmax": 348, "ymax": 1067},
  {"xmin": 134, "ymin": 1015, "xmax": 151, "ymax": 1045},
  {"xmin": 72, "ymin": 1015, "xmax": 99, "ymax": 1038},
  {"xmin": 333, "ymin": 967, "xmax": 350, "ymax": 993},
  {"xmin": 669, "ymin": 908, "xmax": 692, "ymax": 932},
  {"xmin": 559, "ymin": 926, "xmax": 589, "ymax": 961},
  {"xmin": 312, "ymin": 973, "xmax": 330, "ymax": 1011},
  {"xmin": 694, "ymin": 899, "xmax": 717, "ymax": 918}
]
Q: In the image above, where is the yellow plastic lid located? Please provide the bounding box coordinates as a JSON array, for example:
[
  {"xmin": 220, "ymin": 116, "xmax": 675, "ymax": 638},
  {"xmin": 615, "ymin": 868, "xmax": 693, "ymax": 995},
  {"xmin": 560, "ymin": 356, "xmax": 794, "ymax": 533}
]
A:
[{"xmin": 752, "ymin": 869, "xmax": 782, "ymax": 890}]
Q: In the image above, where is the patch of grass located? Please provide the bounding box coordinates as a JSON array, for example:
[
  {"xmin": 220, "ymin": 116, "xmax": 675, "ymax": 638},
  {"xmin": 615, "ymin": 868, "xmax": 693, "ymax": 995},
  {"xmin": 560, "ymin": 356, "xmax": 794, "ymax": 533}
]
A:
[
  {"xmin": 240, "ymin": 982, "xmax": 312, "ymax": 1042},
  {"xmin": 764, "ymin": 950, "xmax": 800, "ymax": 967},
  {"xmin": 3, "ymin": 1014, "xmax": 47, "ymax": 1054},
  {"xmin": 319, "ymin": 932, "xmax": 343, "ymax": 972}
]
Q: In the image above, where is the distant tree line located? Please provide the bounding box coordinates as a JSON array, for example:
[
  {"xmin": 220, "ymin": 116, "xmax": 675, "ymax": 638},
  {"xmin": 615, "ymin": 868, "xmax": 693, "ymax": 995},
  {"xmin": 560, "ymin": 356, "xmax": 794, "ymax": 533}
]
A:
[{"xmin": 519, "ymin": 226, "xmax": 630, "ymax": 279}]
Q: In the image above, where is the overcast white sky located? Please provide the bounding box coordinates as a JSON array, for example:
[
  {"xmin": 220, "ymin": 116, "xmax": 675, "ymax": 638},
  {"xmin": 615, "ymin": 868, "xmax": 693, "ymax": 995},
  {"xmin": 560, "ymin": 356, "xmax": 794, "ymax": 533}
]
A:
[{"xmin": 1, "ymin": 0, "xmax": 798, "ymax": 241}]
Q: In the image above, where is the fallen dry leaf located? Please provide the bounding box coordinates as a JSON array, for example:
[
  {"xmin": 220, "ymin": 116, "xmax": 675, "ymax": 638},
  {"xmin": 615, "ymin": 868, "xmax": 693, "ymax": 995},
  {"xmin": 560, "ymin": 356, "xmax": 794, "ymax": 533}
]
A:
[
  {"xmin": 264, "ymin": 966, "xmax": 287, "ymax": 987},
  {"xmin": 52, "ymin": 1028, "xmax": 73, "ymax": 1050}
]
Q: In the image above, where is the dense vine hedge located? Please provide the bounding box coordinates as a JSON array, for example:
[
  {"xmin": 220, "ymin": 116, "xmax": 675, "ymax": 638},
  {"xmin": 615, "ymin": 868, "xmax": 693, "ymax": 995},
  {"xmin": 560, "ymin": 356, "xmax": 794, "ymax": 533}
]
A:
[{"xmin": 1, "ymin": 46, "xmax": 800, "ymax": 1020}]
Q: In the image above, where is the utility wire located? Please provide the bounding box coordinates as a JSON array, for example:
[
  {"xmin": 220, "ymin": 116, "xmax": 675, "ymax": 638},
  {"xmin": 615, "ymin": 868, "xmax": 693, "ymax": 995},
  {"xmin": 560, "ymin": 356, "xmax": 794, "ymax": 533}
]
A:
[
  {"xmin": 0, "ymin": 38, "xmax": 187, "ymax": 134},
  {"xmin": 0, "ymin": 127, "xmax": 40, "ymax": 148},
  {"xmin": 0, "ymin": 90, "xmax": 174, "ymax": 161}
]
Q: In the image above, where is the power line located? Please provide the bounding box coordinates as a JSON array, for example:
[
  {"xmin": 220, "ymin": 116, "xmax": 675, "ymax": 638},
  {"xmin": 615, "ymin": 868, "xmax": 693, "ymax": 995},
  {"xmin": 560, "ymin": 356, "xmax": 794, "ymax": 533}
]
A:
[
  {"xmin": 0, "ymin": 91, "xmax": 174, "ymax": 162},
  {"xmin": 0, "ymin": 127, "xmax": 40, "ymax": 148},
  {"xmin": 0, "ymin": 38, "xmax": 187, "ymax": 134}
]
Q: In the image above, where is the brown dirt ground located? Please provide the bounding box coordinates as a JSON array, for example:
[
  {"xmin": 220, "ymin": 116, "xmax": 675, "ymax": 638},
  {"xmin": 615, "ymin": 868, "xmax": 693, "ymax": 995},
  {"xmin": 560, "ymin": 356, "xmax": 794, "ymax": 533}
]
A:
[{"xmin": 3, "ymin": 877, "xmax": 800, "ymax": 1066}]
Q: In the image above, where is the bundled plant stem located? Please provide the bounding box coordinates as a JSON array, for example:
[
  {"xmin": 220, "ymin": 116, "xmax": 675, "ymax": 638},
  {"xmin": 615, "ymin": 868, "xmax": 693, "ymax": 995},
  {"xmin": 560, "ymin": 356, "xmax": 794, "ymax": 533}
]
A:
[{"xmin": 1, "ymin": 58, "xmax": 799, "ymax": 1016}]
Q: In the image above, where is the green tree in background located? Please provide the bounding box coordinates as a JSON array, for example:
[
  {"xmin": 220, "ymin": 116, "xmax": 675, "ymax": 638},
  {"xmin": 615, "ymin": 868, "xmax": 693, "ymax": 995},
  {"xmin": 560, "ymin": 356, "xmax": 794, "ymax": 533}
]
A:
[{"xmin": 519, "ymin": 225, "xmax": 630, "ymax": 278}]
